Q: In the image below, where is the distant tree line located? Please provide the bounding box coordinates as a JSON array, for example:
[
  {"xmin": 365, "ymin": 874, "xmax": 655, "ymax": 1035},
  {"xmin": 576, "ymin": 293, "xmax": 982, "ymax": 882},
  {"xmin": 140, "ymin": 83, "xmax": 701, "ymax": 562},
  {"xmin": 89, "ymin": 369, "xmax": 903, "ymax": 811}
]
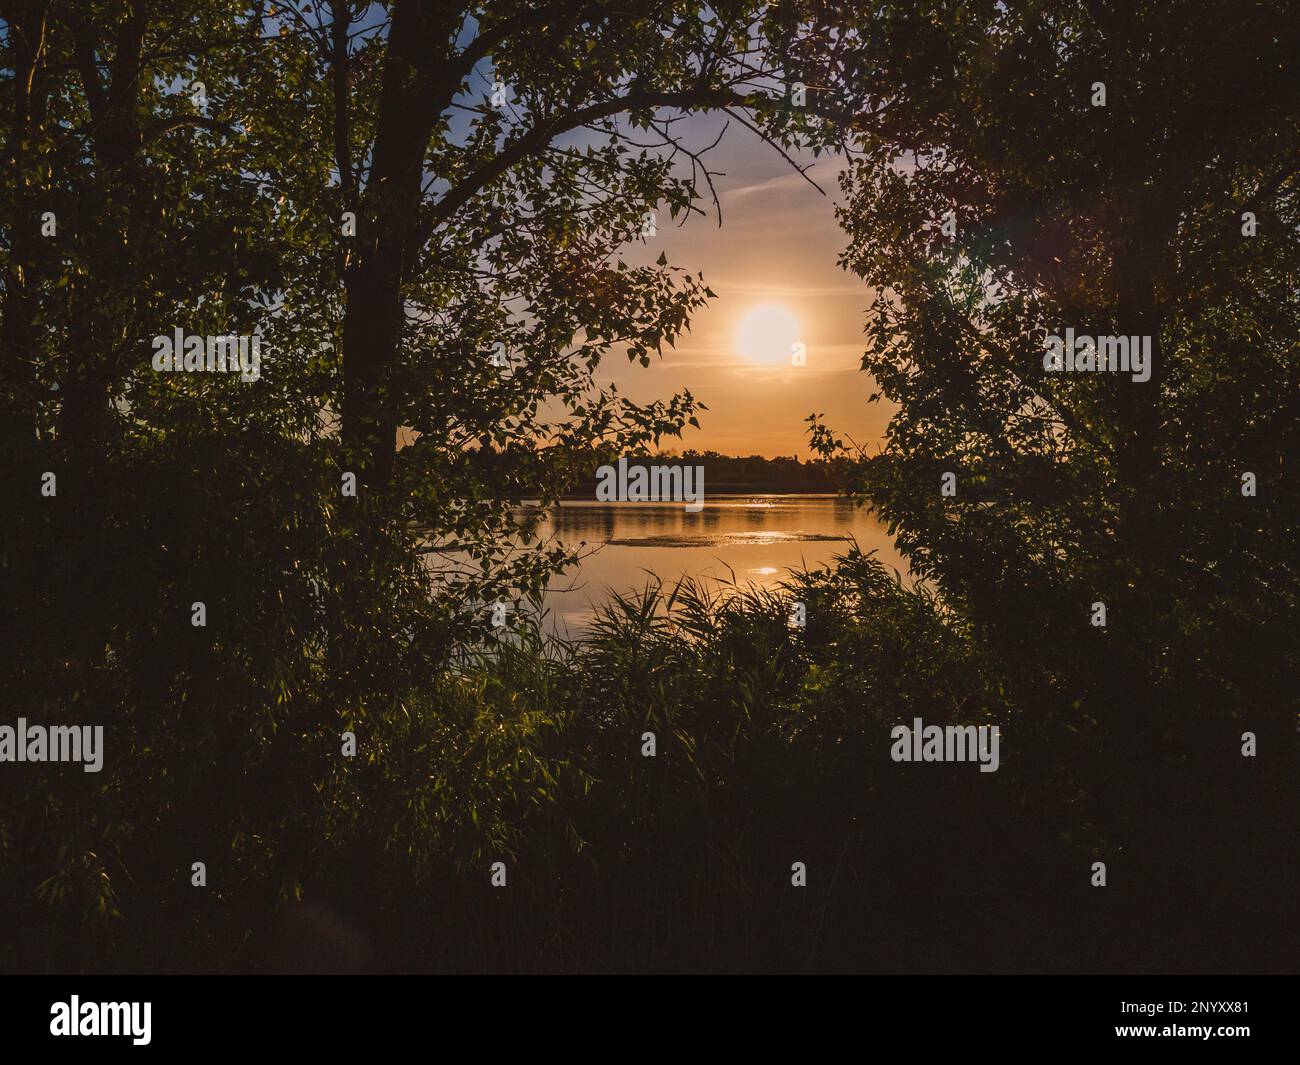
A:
[{"xmin": 562, "ymin": 449, "xmax": 854, "ymax": 496}]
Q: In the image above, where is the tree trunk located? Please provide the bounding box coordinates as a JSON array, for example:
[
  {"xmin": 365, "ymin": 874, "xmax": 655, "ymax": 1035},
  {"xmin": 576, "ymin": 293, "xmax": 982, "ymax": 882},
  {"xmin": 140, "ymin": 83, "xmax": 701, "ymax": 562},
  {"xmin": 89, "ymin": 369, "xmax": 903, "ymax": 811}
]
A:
[{"xmin": 338, "ymin": 0, "xmax": 454, "ymax": 495}]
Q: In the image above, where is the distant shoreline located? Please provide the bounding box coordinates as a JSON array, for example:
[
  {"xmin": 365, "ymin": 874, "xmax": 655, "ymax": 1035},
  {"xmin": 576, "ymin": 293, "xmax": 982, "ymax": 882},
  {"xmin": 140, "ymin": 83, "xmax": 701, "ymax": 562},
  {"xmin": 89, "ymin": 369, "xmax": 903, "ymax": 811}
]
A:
[
  {"xmin": 557, "ymin": 487, "xmax": 845, "ymax": 499},
  {"xmin": 508, "ymin": 490, "xmax": 849, "ymax": 504},
  {"xmin": 532, "ymin": 453, "xmax": 851, "ymax": 500}
]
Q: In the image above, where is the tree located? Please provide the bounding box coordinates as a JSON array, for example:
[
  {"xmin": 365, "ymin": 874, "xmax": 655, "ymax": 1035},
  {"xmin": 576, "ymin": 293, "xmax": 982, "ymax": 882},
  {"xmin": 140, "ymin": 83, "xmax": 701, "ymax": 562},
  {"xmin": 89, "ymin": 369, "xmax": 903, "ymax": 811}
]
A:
[
  {"xmin": 0, "ymin": 0, "xmax": 835, "ymax": 963},
  {"xmin": 811, "ymin": 0, "xmax": 1299, "ymax": 868}
]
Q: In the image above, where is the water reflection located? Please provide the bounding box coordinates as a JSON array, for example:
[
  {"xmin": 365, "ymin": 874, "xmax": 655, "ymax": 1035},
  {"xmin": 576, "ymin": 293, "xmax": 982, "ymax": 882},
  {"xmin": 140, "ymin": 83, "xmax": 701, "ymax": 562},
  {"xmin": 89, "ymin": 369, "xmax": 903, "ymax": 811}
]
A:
[{"xmin": 524, "ymin": 495, "xmax": 907, "ymax": 635}]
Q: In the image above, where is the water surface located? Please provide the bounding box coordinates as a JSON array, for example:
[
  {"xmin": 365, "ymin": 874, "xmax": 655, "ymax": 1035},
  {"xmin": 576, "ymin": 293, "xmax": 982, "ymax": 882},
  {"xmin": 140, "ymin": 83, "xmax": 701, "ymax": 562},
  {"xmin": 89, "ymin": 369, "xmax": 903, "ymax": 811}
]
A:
[{"xmin": 528, "ymin": 495, "xmax": 906, "ymax": 634}]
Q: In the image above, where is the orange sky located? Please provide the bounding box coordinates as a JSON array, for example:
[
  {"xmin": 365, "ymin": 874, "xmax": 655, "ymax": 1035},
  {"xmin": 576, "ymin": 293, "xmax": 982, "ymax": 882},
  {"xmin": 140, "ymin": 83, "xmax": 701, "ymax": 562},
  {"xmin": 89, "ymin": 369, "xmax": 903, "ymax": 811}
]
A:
[{"xmin": 600, "ymin": 113, "xmax": 890, "ymax": 459}]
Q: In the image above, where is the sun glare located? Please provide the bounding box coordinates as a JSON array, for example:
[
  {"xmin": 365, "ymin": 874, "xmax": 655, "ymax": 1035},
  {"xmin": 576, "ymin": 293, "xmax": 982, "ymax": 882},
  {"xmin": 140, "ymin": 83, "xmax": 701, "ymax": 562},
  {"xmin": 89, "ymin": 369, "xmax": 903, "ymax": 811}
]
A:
[{"xmin": 736, "ymin": 303, "xmax": 801, "ymax": 365}]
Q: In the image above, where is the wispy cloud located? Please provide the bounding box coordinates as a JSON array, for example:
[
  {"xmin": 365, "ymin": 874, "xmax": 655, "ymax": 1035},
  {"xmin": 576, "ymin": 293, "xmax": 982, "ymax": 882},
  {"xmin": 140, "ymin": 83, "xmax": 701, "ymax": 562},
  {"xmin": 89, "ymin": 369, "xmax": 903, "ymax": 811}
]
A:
[{"xmin": 724, "ymin": 160, "xmax": 848, "ymax": 202}]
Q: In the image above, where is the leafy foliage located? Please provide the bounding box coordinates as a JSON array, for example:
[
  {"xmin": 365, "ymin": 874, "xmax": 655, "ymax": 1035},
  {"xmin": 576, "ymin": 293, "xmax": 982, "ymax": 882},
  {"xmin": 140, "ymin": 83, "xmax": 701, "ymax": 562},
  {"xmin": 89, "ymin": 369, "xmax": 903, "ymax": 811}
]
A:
[{"xmin": 1, "ymin": 1, "xmax": 1293, "ymax": 973}]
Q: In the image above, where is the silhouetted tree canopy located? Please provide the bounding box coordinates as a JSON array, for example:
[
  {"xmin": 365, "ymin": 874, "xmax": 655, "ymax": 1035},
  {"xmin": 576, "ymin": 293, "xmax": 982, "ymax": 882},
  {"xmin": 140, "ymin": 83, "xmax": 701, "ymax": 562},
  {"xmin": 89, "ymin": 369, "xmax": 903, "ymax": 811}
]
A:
[{"xmin": 1, "ymin": 1, "xmax": 1294, "ymax": 973}]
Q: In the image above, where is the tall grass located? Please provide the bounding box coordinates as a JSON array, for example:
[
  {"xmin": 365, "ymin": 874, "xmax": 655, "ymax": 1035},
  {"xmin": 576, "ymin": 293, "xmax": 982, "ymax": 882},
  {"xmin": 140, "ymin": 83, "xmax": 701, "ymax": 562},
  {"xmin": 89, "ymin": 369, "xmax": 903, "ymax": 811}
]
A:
[
  {"xmin": 284, "ymin": 547, "xmax": 1074, "ymax": 972},
  {"xmin": 5, "ymin": 547, "xmax": 1289, "ymax": 972}
]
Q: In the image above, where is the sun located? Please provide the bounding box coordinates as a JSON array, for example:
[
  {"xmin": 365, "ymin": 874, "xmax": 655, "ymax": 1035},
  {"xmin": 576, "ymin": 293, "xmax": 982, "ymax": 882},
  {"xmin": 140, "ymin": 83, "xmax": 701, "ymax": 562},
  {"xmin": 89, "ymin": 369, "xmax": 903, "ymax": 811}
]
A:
[{"xmin": 736, "ymin": 303, "xmax": 801, "ymax": 365}]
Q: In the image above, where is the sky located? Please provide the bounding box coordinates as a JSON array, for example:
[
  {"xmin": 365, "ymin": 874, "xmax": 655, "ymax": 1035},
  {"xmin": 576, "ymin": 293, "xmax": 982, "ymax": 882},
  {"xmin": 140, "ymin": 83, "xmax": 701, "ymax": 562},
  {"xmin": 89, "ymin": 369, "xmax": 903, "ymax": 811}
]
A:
[
  {"xmin": 414, "ymin": 17, "xmax": 892, "ymax": 462},
  {"xmin": 599, "ymin": 112, "xmax": 890, "ymax": 459}
]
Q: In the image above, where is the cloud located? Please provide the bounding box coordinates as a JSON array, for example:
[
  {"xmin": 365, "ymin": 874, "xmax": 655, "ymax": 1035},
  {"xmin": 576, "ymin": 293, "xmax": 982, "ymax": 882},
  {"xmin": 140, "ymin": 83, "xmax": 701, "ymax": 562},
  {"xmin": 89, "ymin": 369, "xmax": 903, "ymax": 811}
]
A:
[{"xmin": 724, "ymin": 160, "xmax": 849, "ymax": 202}]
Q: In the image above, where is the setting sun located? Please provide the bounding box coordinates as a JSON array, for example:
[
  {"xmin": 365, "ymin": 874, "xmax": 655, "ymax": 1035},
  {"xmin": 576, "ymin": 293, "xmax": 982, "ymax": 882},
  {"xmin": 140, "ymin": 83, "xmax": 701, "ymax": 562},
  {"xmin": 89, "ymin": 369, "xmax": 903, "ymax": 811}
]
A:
[{"xmin": 736, "ymin": 303, "xmax": 801, "ymax": 365}]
